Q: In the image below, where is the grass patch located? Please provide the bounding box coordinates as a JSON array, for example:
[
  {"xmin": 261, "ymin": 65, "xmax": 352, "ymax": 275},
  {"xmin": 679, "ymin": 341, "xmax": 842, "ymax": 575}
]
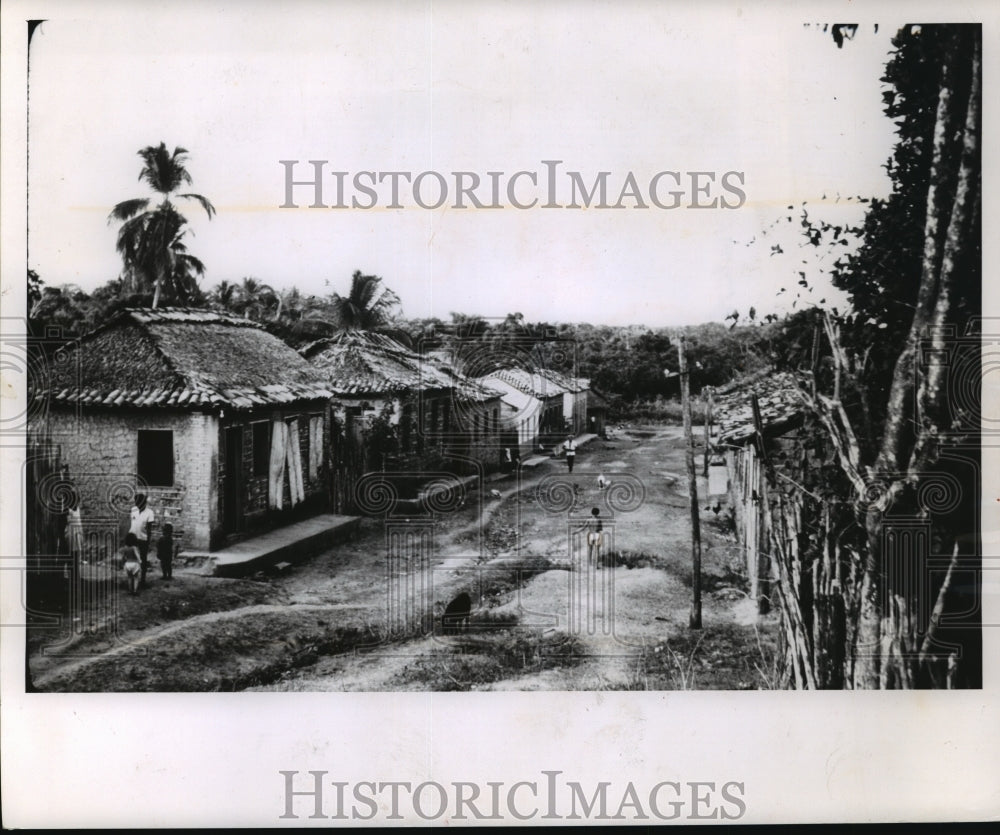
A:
[
  {"xmin": 33, "ymin": 608, "xmax": 380, "ymax": 692},
  {"xmin": 27, "ymin": 575, "xmax": 284, "ymax": 662},
  {"xmin": 624, "ymin": 622, "xmax": 780, "ymax": 691},
  {"xmin": 392, "ymin": 628, "xmax": 587, "ymax": 691}
]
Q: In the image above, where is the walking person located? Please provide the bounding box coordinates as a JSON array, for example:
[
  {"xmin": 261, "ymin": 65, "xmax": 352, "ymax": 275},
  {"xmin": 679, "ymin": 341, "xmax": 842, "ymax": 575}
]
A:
[
  {"xmin": 564, "ymin": 436, "xmax": 576, "ymax": 473},
  {"xmin": 120, "ymin": 533, "xmax": 142, "ymax": 595},
  {"xmin": 156, "ymin": 522, "xmax": 175, "ymax": 581},
  {"xmin": 129, "ymin": 493, "xmax": 155, "ymax": 589}
]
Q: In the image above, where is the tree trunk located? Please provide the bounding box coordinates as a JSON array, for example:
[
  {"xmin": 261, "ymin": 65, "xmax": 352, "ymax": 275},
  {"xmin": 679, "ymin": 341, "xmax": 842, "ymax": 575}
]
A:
[{"xmin": 854, "ymin": 33, "xmax": 979, "ymax": 689}]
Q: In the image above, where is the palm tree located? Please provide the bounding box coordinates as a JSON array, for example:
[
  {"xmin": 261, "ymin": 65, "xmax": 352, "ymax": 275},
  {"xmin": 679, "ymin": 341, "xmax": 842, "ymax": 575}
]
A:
[
  {"xmin": 328, "ymin": 271, "xmax": 401, "ymax": 331},
  {"xmin": 299, "ymin": 271, "xmax": 407, "ymax": 345},
  {"xmin": 108, "ymin": 143, "xmax": 215, "ymax": 309},
  {"xmin": 236, "ymin": 276, "xmax": 279, "ymax": 321},
  {"xmin": 210, "ymin": 280, "xmax": 241, "ymax": 313}
]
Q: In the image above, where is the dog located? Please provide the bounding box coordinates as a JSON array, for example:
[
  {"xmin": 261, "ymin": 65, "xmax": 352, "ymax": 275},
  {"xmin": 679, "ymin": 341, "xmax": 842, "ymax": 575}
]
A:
[
  {"xmin": 442, "ymin": 592, "xmax": 472, "ymax": 633},
  {"xmin": 597, "ymin": 475, "xmax": 609, "ymax": 490}
]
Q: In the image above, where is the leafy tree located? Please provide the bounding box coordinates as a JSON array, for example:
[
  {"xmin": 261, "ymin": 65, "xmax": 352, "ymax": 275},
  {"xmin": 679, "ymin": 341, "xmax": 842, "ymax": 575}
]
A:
[
  {"xmin": 235, "ymin": 276, "xmax": 278, "ymax": 321},
  {"xmin": 108, "ymin": 143, "xmax": 215, "ymax": 308},
  {"xmin": 209, "ymin": 280, "xmax": 240, "ymax": 313},
  {"xmin": 764, "ymin": 24, "xmax": 981, "ymax": 689},
  {"xmin": 844, "ymin": 25, "xmax": 981, "ymax": 689},
  {"xmin": 27, "ymin": 269, "xmax": 43, "ymax": 312},
  {"xmin": 28, "ymin": 284, "xmax": 89, "ymax": 337}
]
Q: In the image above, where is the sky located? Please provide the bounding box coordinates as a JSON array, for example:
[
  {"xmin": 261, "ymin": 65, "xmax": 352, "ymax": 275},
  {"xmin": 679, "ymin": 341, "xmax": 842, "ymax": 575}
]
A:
[{"xmin": 25, "ymin": 2, "xmax": 901, "ymax": 327}]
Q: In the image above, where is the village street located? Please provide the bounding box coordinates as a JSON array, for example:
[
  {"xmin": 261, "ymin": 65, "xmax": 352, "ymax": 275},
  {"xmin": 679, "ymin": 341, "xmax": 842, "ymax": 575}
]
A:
[{"xmin": 28, "ymin": 426, "xmax": 778, "ymax": 692}]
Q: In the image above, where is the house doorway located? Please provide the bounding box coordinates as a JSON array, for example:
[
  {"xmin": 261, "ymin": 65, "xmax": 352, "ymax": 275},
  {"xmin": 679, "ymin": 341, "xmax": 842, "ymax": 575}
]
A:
[{"xmin": 223, "ymin": 426, "xmax": 244, "ymax": 535}]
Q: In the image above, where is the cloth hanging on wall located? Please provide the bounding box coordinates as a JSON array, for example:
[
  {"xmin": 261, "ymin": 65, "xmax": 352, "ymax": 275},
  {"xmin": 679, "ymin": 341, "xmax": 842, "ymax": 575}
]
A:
[
  {"xmin": 268, "ymin": 417, "xmax": 287, "ymax": 510},
  {"xmin": 309, "ymin": 416, "xmax": 323, "ymax": 481},
  {"xmin": 286, "ymin": 418, "xmax": 305, "ymax": 506}
]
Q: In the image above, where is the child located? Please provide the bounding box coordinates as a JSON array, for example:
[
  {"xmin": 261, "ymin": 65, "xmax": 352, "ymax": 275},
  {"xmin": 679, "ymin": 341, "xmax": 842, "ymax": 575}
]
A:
[
  {"xmin": 156, "ymin": 523, "xmax": 175, "ymax": 581},
  {"xmin": 586, "ymin": 507, "xmax": 604, "ymax": 569},
  {"xmin": 120, "ymin": 533, "xmax": 141, "ymax": 595}
]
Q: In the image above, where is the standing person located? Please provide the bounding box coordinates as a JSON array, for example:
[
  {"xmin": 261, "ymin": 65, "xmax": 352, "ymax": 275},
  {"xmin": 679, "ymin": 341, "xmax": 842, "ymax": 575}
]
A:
[
  {"xmin": 574, "ymin": 507, "xmax": 604, "ymax": 570},
  {"xmin": 585, "ymin": 507, "xmax": 604, "ymax": 569},
  {"xmin": 564, "ymin": 436, "xmax": 576, "ymax": 473},
  {"xmin": 129, "ymin": 493, "xmax": 155, "ymax": 589},
  {"xmin": 120, "ymin": 533, "xmax": 142, "ymax": 595},
  {"xmin": 65, "ymin": 499, "xmax": 85, "ymax": 565},
  {"xmin": 156, "ymin": 522, "xmax": 175, "ymax": 581}
]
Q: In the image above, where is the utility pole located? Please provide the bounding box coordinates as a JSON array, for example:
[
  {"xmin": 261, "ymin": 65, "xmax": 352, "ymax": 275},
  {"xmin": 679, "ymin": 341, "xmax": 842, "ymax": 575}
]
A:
[
  {"xmin": 677, "ymin": 336, "xmax": 702, "ymax": 629},
  {"xmin": 703, "ymin": 386, "xmax": 713, "ymax": 477}
]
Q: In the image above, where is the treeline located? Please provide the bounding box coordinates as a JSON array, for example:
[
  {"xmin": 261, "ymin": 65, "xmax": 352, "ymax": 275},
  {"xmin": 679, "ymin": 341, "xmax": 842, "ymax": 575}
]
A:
[{"xmin": 27, "ymin": 269, "xmax": 782, "ymax": 416}]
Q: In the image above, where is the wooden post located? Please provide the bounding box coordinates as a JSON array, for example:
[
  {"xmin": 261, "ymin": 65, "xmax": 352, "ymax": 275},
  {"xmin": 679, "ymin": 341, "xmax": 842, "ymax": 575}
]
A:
[
  {"xmin": 703, "ymin": 386, "xmax": 713, "ymax": 477},
  {"xmin": 678, "ymin": 337, "xmax": 702, "ymax": 629},
  {"xmin": 751, "ymin": 393, "xmax": 773, "ymax": 615}
]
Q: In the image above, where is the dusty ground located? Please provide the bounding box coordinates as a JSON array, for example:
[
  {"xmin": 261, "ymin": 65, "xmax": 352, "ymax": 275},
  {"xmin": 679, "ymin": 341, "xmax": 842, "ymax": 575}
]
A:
[{"xmin": 27, "ymin": 424, "xmax": 779, "ymax": 692}]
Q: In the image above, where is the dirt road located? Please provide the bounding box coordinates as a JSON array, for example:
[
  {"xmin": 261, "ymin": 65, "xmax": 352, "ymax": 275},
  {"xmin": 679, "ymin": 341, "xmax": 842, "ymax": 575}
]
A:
[{"xmin": 28, "ymin": 425, "xmax": 779, "ymax": 692}]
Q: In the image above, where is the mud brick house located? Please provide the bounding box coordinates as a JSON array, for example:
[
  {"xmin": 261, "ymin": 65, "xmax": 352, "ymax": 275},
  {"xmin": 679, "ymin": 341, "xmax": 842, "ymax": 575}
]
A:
[
  {"xmin": 302, "ymin": 332, "xmax": 504, "ymax": 510},
  {"xmin": 37, "ymin": 308, "xmax": 335, "ymax": 551},
  {"xmin": 477, "ymin": 367, "xmax": 568, "ymax": 457},
  {"xmin": 438, "ymin": 372, "xmax": 506, "ymax": 474},
  {"xmin": 419, "ymin": 347, "xmax": 506, "ymax": 473},
  {"xmin": 302, "ymin": 331, "xmax": 454, "ymax": 470}
]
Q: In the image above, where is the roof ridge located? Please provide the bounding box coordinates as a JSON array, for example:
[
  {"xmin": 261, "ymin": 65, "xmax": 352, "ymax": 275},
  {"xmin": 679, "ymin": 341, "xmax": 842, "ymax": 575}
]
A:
[
  {"xmin": 124, "ymin": 306, "xmax": 264, "ymax": 329},
  {"xmin": 134, "ymin": 318, "xmax": 193, "ymax": 392}
]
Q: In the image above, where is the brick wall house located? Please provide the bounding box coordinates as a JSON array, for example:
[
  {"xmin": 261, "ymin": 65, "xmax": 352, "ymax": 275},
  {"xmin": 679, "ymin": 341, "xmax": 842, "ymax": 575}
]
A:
[{"xmin": 35, "ymin": 308, "xmax": 334, "ymax": 551}]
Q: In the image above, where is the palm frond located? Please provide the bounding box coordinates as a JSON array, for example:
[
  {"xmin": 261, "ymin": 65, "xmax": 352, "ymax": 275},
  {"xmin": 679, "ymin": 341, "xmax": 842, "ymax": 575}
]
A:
[
  {"xmin": 178, "ymin": 193, "xmax": 216, "ymax": 219},
  {"xmin": 178, "ymin": 253, "xmax": 206, "ymax": 276},
  {"xmin": 138, "ymin": 143, "xmax": 194, "ymax": 194},
  {"xmin": 108, "ymin": 198, "xmax": 151, "ymax": 223},
  {"xmin": 115, "ymin": 215, "xmax": 150, "ymax": 257}
]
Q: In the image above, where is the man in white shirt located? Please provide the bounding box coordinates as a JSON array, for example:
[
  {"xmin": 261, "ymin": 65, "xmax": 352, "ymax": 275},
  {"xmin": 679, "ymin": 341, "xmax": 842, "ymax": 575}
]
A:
[
  {"xmin": 129, "ymin": 493, "xmax": 155, "ymax": 588},
  {"xmin": 564, "ymin": 436, "xmax": 576, "ymax": 473}
]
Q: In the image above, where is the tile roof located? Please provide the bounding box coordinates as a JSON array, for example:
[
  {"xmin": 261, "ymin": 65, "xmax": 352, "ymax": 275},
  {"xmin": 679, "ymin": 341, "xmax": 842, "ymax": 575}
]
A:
[
  {"xmin": 482, "ymin": 367, "xmax": 568, "ymax": 399},
  {"xmin": 39, "ymin": 307, "xmax": 333, "ymax": 411},
  {"xmin": 418, "ymin": 349, "xmax": 504, "ymax": 403},
  {"xmin": 536, "ymin": 369, "xmax": 588, "ymax": 393},
  {"xmin": 475, "ymin": 375, "xmax": 536, "ymax": 413},
  {"xmin": 713, "ymin": 370, "xmax": 806, "ymax": 444},
  {"xmin": 302, "ymin": 331, "xmax": 456, "ymax": 396}
]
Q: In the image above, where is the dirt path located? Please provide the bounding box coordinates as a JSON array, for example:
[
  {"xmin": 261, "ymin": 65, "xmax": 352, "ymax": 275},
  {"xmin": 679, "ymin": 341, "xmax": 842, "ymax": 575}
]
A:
[{"xmin": 28, "ymin": 424, "xmax": 779, "ymax": 692}]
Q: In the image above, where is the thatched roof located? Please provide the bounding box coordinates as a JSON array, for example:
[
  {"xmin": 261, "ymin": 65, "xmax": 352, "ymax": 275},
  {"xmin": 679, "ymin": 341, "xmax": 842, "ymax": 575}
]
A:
[
  {"xmin": 714, "ymin": 370, "xmax": 805, "ymax": 444},
  {"xmin": 41, "ymin": 308, "xmax": 333, "ymax": 411},
  {"xmin": 302, "ymin": 331, "xmax": 456, "ymax": 396}
]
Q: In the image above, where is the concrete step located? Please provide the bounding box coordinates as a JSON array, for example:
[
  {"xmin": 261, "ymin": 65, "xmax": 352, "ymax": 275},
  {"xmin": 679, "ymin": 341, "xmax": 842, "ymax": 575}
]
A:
[{"xmin": 184, "ymin": 513, "xmax": 362, "ymax": 578}]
